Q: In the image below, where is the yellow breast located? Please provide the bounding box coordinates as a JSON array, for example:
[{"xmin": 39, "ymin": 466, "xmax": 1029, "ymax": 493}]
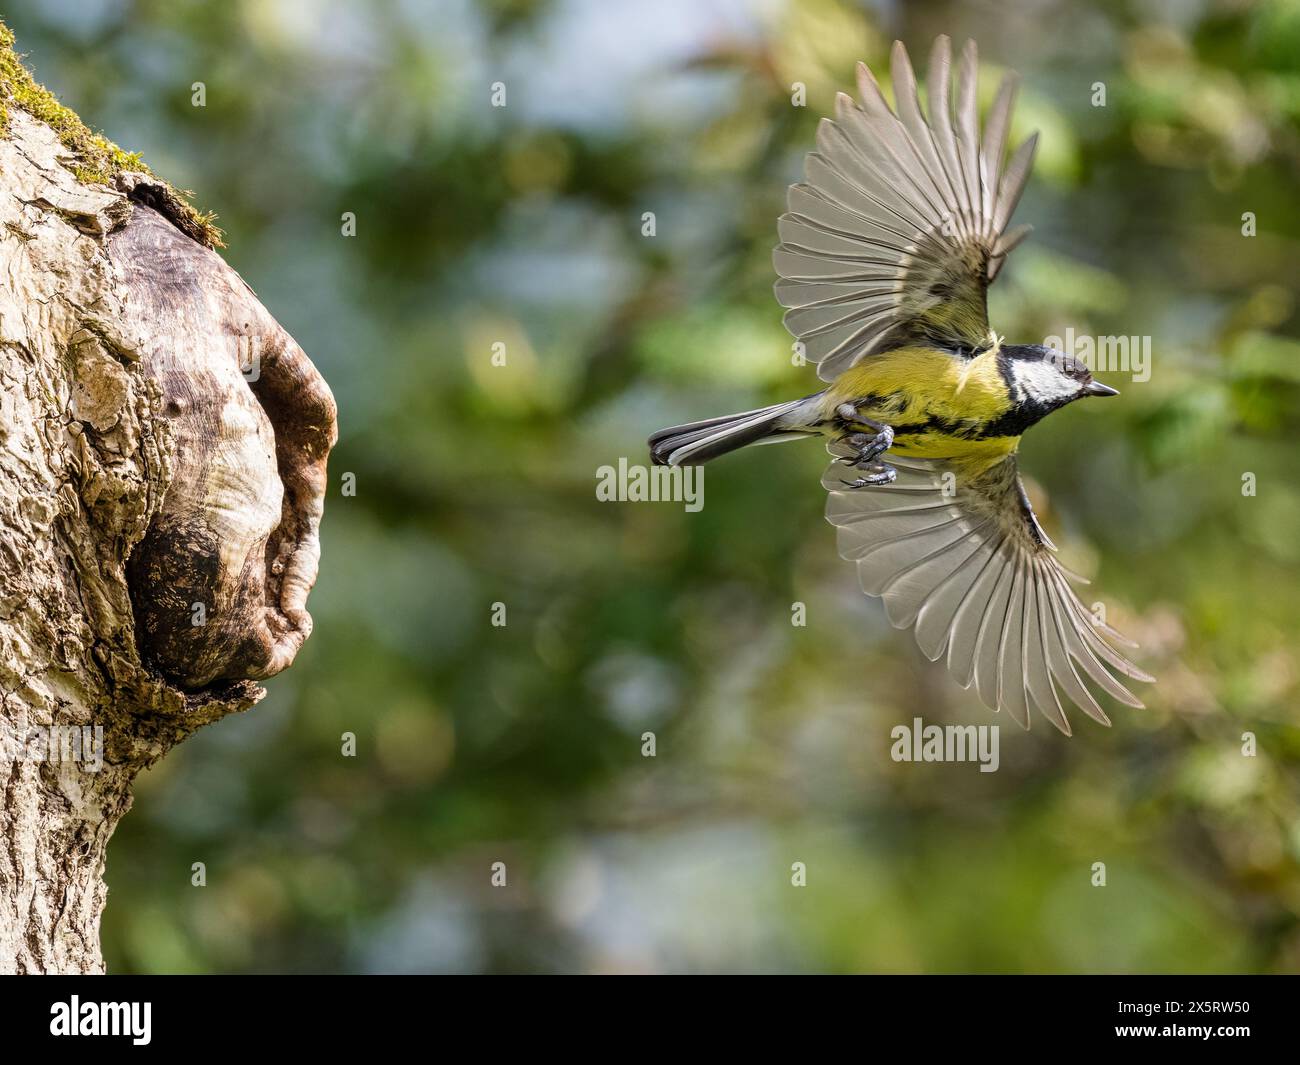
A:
[{"xmin": 823, "ymin": 345, "xmax": 1019, "ymax": 471}]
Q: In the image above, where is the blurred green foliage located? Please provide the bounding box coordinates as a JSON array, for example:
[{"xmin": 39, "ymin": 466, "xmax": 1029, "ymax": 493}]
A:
[{"xmin": 7, "ymin": 0, "xmax": 1299, "ymax": 972}]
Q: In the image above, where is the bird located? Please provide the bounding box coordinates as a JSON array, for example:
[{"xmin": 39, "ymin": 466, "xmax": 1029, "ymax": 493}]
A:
[{"xmin": 647, "ymin": 36, "xmax": 1152, "ymax": 734}]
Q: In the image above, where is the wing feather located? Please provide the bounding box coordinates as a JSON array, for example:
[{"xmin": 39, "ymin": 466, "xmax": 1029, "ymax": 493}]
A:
[
  {"xmin": 1023, "ymin": 564, "xmax": 1070, "ymax": 734},
  {"xmin": 914, "ymin": 532, "xmax": 1000, "ymax": 660},
  {"xmin": 992, "ymin": 132, "xmax": 1039, "ymax": 236},
  {"xmin": 883, "ymin": 521, "xmax": 994, "ymax": 631},
  {"xmin": 841, "ymin": 83, "xmax": 949, "ymax": 226},
  {"xmin": 944, "ymin": 532, "xmax": 1011, "ymax": 686},
  {"xmin": 996, "ymin": 555, "xmax": 1031, "ymax": 728},
  {"xmin": 924, "ymin": 37, "xmax": 975, "ymax": 239},
  {"xmin": 972, "ymin": 544, "xmax": 1016, "ymax": 711},
  {"xmin": 980, "ymin": 72, "xmax": 1018, "ymax": 237},
  {"xmin": 1038, "ymin": 558, "xmax": 1112, "ymax": 725},
  {"xmin": 892, "ymin": 42, "xmax": 965, "ymax": 236},
  {"xmin": 955, "ymin": 40, "xmax": 985, "ymax": 234}
]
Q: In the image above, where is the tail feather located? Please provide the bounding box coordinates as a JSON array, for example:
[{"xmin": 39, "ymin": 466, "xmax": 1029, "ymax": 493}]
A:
[{"xmin": 649, "ymin": 400, "xmax": 806, "ymax": 466}]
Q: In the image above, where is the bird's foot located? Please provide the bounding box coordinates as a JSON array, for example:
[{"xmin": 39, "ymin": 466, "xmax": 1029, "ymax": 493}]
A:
[
  {"xmin": 838, "ymin": 426, "xmax": 894, "ymax": 466},
  {"xmin": 834, "ymin": 409, "xmax": 896, "ymax": 488}
]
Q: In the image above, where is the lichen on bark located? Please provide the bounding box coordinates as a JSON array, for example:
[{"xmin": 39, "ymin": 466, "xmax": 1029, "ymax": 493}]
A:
[{"xmin": 0, "ymin": 18, "xmax": 223, "ymax": 248}]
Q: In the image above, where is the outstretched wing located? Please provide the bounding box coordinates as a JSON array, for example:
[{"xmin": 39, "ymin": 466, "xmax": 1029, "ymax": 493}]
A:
[
  {"xmin": 774, "ymin": 37, "xmax": 1038, "ymax": 382},
  {"xmin": 823, "ymin": 447, "xmax": 1152, "ymax": 734}
]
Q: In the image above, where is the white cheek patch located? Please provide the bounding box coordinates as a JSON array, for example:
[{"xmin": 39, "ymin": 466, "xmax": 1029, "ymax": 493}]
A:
[{"xmin": 1011, "ymin": 360, "xmax": 1079, "ymax": 404}]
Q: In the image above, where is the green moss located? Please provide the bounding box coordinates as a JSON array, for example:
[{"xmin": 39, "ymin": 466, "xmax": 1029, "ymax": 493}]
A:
[{"xmin": 0, "ymin": 20, "xmax": 223, "ymax": 248}]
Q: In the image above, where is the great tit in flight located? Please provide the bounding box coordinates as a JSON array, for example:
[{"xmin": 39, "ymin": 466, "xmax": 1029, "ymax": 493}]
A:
[{"xmin": 649, "ymin": 37, "xmax": 1152, "ymax": 734}]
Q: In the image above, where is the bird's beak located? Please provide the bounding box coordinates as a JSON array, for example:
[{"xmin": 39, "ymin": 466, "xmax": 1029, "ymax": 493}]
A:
[{"xmin": 1084, "ymin": 381, "xmax": 1120, "ymax": 397}]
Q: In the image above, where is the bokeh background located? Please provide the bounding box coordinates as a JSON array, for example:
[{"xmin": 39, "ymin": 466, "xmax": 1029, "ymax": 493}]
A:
[{"xmin": 6, "ymin": 0, "xmax": 1299, "ymax": 972}]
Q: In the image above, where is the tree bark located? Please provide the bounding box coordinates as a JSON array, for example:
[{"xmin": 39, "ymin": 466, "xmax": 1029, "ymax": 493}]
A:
[{"xmin": 0, "ymin": 73, "xmax": 335, "ymax": 969}]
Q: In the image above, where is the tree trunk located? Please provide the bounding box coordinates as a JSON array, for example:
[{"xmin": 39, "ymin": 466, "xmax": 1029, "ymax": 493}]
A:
[{"xmin": 0, "ymin": 44, "xmax": 335, "ymax": 973}]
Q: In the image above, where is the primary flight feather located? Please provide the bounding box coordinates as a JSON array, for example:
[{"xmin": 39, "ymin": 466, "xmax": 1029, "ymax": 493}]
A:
[{"xmin": 648, "ymin": 36, "xmax": 1153, "ymax": 734}]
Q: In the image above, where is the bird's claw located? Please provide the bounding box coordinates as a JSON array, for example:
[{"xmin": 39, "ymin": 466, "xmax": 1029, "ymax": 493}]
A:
[{"xmin": 840, "ymin": 463, "xmax": 897, "ymax": 489}]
